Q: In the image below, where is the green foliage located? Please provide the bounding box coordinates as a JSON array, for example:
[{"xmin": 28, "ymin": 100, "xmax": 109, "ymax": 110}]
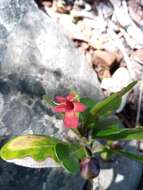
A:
[
  {"xmin": 93, "ymin": 127, "xmax": 143, "ymax": 141},
  {"xmin": 79, "ymin": 97, "xmax": 97, "ymax": 127},
  {"xmin": 80, "ymin": 97, "xmax": 96, "ymax": 109},
  {"xmin": 55, "ymin": 143, "xmax": 86, "ymax": 173},
  {"xmin": 0, "ymin": 135, "xmax": 86, "ymax": 174},
  {"xmin": 0, "ymin": 135, "xmax": 60, "ymax": 162},
  {"xmin": 112, "ymin": 149, "xmax": 143, "ymax": 163},
  {"xmin": 100, "ymin": 150, "xmax": 112, "ymax": 161},
  {"xmin": 90, "ymin": 81, "xmax": 137, "ymax": 118},
  {"xmin": 1, "ymin": 80, "xmax": 142, "ymax": 177},
  {"xmin": 91, "ymin": 117, "xmax": 122, "ymax": 130},
  {"xmin": 43, "ymin": 95, "xmax": 56, "ymax": 106}
]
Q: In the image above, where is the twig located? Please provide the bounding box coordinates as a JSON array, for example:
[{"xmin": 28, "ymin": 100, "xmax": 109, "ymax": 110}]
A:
[
  {"xmin": 136, "ymin": 82, "xmax": 143, "ymax": 127},
  {"xmin": 136, "ymin": 81, "xmax": 143, "ymax": 151}
]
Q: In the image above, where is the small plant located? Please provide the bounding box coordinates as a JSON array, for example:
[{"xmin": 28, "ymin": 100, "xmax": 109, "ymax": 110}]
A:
[{"xmin": 1, "ymin": 81, "xmax": 143, "ymax": 179}]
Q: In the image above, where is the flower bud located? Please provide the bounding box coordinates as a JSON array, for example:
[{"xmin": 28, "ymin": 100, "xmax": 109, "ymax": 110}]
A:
[{"xmin": 80, "ymin": 157, "xmax": 100, "ymax": 179}]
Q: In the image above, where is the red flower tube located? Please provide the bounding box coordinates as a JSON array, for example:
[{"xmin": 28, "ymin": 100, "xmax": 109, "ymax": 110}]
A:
[{"xmin": 53, "ymin": 92, "xmax": 86, "ymax": 128}]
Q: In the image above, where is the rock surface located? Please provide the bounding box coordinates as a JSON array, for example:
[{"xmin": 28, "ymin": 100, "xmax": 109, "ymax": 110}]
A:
[
  {"xmin": 0, "ymin": 0, "xmax": 142, "ymax": 190},
  {"xmin": 0, "ymin": 0, "xmax": 102, "ymax": 137}
]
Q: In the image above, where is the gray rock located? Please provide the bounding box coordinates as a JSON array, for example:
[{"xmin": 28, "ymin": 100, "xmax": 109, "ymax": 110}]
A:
[
  {"xmin": 0, "ymin": 0, "xmax": 102, "ymax": 135},
  {"xmin": 0, "ymin": 0, "xmax": 36, "ymax": 32},
  {"xmin": 44, "ymin": 169, "xmax": 85, "ymax": 190},
  {"xmin": 0, "ymin": 159, "xmax": 84, "ymax": 190},
  {"xmin": 1, "ymin": 17, "xmax": 101, "ymax": 100},
  {"xmin": 2, "ymin": 100, "xmax": 31, "ymax": 135}
]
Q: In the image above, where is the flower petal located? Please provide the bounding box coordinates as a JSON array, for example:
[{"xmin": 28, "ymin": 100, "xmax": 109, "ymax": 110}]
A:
[
  {"xmin": 73, "ymin": 102, "xmax": 86, "ymax": 112},
  {"xmin": 64, "ymin": 111, "xmax": 79, "ymax": 128},
  {"xmin": 55, "ymin": 96, "xmax": 66, "ymax": 103},
  {"xmin": 53, "ymin": 105, "xmax": 66, "ymax": 112}
]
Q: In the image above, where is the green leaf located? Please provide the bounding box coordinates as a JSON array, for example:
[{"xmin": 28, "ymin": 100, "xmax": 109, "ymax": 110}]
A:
[
  {"xmin": 69, "ymin": 143, "xmax": 87, "ymax": 159},
  {"xmin": 91, "ymin": 96, "xmax": 121, "ymax": 118},
  {"xmin": 93, "ymin": 127, "xmax": 143, "ymax": 141},
  {"xmin": 0, "ymin": 135, "xmax": 87, "ymax": 171},
  {"xmin": 79, "ymin": 97, "xmax": 97, "ymax": 126},
  {"xmin": 92, "ymin": 117, "xmax": 121, "ymax": 130},
  {"xmin": 43, "ymin": 95, "xmax": 56, "ymax": 107},
  {"xmin": 118, "ymin": 81, "xmax": 137, "ymax": 96},
  {"xmin": 55, "ymin": 143, "xmax": 86, "ymax": 174},
  {"xmin": 91, "ymin": 117, "xmax": 122, "ymax": 138},
  {"xmin": 100, "ymin": 149, "xmax": 113, "ymax": 161},
  {"xmin": 113, "ymin": 149, "xmax": 143, "ymax": 163},
  {"xmin": 90, "ymin": 81, "xmax": 137, "ymax": 118},
  {"xmin": 0, "ymin": 135, "xmax": 61, "ymax": 163},
  {"xmin": 80, "ymin": 97, "xmax": 96, "ymax": 109},
  {"xmin": 55, "ymin": 143, "xmax": 79, "ymax": 173},
  {"xmin": 94, "ymin": 126, "xmax": 122, "ymax": 137}
]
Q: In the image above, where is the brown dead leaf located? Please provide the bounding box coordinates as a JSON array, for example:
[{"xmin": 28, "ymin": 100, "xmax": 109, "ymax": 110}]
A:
[
  {"xmin": 80, "ymin": 42, "xmax": 90, "ymax": 51},
  {"xmin": 128, "ymin": 0, "xmax": 143, "ymax": 25},
  {"xmin": 131, "ymin": 49, "xmax": 143, "ymax": 64},
  {"xmin": 93, "ymin": 50, "xmax": 121, "ymax": 67},
  {"xmin": 52, "ymin": 0, "xmax": 71, "ymax": 14},
  {"xmin": 90, "ymin": 50, "xmax": 122, "ymax": 79},
  {"xmin": 129, "ymin": 49, "xmax": 143, "ymax": 80},
  {"xmin": 101, "ymin": 70, "xmax": 111, "ymax": 79},
  {"xmin": 94, "ymin": 65, "xmax": 111, "ymax": 80}
]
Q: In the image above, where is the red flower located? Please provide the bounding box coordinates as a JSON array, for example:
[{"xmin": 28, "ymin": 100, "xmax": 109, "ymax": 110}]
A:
[{"xmin": 53, "ymin": 92, "xmax": 86, "ymax": 128}]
